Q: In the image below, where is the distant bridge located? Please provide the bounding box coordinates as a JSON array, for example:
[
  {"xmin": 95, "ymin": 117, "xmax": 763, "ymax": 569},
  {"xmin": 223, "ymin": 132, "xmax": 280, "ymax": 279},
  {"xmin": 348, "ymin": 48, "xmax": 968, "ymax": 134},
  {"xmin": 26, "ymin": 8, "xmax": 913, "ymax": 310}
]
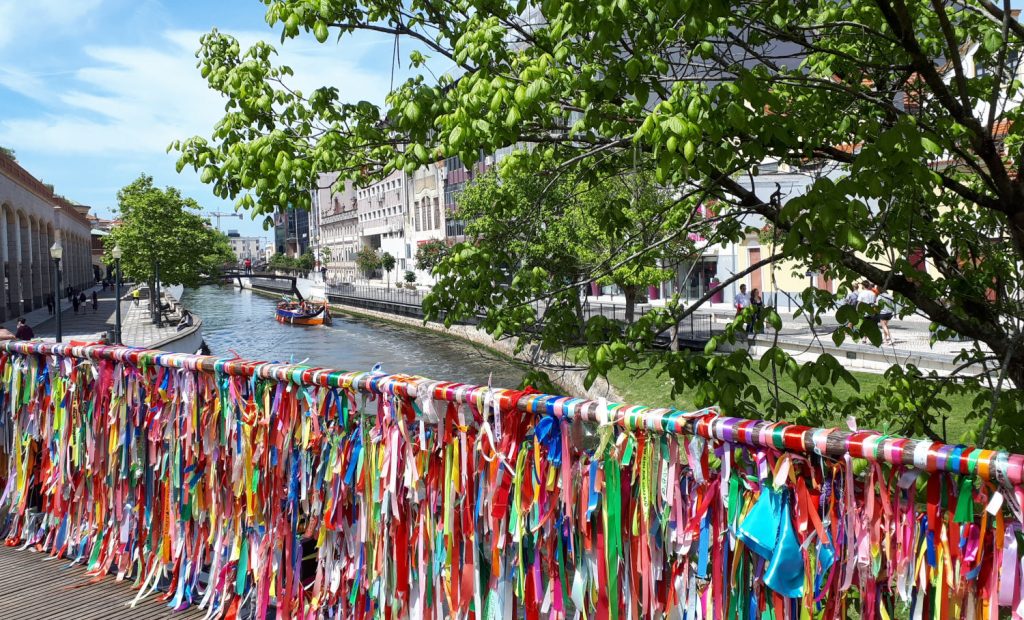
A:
[{"xmin": 220, "ymin": 270, "xmax": 301, "ymax": 299}]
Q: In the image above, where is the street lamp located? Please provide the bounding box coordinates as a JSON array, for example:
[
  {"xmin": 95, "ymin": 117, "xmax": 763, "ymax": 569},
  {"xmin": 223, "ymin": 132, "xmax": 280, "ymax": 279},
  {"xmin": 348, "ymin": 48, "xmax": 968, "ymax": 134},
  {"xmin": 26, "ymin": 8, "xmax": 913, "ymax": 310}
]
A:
[
  {"xmin": 153, "ymin": 260, "xmax": 162, "ymax": 327},
  {"xmin": 49, "ymin": 241, "xmax": 63, "ymax": 343},
  {"xmin": 112, "ymin": 244, "xmax": 122, "ymax": 345}
]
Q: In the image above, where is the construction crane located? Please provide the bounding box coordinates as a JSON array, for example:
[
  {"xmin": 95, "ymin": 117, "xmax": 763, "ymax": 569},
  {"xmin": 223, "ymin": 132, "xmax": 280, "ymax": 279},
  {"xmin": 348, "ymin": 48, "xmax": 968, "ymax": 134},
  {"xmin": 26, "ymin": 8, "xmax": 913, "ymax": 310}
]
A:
[{"xmin": 206, "ymin": 211, "xmax": 243, "ymax": 232}]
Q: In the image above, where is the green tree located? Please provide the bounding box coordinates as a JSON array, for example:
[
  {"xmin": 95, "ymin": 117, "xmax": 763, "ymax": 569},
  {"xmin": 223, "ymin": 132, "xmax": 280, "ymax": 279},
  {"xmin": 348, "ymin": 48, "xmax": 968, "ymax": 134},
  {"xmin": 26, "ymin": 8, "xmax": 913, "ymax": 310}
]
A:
[
  {"xmin": 177, "ymin": 1, "xmax": 1024, "ymax": 448},
  {"xmin": 403, "ymin": 270, "xmax": 416, "ymax": 284},
  {"xmin": 269, "ymin": 253, "xmax": 296, "ymax": 270},
  {"xmin": 318, "ymin": 246, "xmax": 332, "ymax": 269},
  {"xmin": 380, "ymin": 252, "xmax": 396, "ymax": 286},
  {"xmin": 104, "ymin": 175, "xmax": 235, "ymax": 290},
  {"xmin": 355, "ymin": 246, "xmax": 381, "ymax": 279},
  {"xmin": 297, "ymin": 249, "xmax": 315, "ymax": 271},
  {"xmin": 414, "ymin": 239, "xmax": 449, "ymax": 273},
  {"xmin": 570, "ymin": 168, "xmax": 696, "ymax": 324},
  {"xmin": 0, "ymin": 146, "xmax": 15, "ymax": 161}
]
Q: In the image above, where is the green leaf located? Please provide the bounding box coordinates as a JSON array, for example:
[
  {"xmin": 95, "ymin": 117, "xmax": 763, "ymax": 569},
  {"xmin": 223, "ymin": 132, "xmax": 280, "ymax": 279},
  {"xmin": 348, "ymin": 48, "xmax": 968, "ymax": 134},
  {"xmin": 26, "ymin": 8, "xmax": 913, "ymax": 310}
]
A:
[
  {"xmin": 846, "ymin": 228, "xmax": 867, "ymax": 252},
  {"xmin": 984, "ymin": 30, "xmax": 1003, "ymax": 53},
  {"xmin": 921, "ymin": 136, "xmax": 942, "ymax": 155},
  {"xmin": 313, "ymin": 22, "xmax": 329, "ymax": 43},
  {"xmin": 405, "ymin": 101, "xmax": 421, "ymax": 123},
  {"xmin": 450, "ymin": 126, "xmax": 464, "ymax": 148},
  {"xmin": 683, "ymin": 140, "xmax": 696, "ymax": 162},
  {"xmin": 665, "ymin": 116, "xmax": 685, "ymax": 136},
  {"xmin": 686, "ymin": 98, "xmax": 700, "ymax": 121}
]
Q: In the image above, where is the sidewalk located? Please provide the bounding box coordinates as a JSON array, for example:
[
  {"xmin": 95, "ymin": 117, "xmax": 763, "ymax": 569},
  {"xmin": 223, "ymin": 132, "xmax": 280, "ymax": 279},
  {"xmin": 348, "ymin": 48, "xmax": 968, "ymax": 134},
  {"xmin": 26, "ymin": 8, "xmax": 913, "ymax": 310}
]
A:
[
  {"xmin": 4, "ymin": 285, "xmax": 185, "ymax": 348},
  {"xmin": 582, "ymin": 293, "xmax": 982, "ymax": 360}
]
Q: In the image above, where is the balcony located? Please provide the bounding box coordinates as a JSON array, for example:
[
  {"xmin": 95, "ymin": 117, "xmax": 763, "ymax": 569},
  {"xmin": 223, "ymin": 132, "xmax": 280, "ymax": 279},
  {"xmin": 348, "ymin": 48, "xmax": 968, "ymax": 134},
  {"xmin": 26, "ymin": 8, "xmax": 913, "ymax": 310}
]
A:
[{"xmin": 358, "ymin": 214, "xmax": 405, "ymax": 237}]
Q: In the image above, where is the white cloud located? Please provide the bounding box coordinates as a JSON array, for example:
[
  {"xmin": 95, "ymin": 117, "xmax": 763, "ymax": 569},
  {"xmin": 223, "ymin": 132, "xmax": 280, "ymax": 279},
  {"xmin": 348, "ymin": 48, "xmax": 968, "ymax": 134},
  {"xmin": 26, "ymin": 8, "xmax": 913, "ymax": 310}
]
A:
[
  {"xmin": 0, "ymin": 28, "xmax": 391, "ymax": 156},
  {"xmin": 0, "ymin": 0, "xmax": 104, "ymax": 50},
  {"xmin": 0, "ymin": 66, "xmax": 50, "ymax": 101}
]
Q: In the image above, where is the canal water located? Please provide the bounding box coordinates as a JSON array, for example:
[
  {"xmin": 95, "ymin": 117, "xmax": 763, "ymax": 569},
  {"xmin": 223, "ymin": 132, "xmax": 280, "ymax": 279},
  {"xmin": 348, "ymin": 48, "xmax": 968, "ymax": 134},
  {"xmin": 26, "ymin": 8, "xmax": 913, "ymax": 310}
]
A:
[{"xmin": 179, "ymin": 285, "xmax": 525, "ymax": 388}]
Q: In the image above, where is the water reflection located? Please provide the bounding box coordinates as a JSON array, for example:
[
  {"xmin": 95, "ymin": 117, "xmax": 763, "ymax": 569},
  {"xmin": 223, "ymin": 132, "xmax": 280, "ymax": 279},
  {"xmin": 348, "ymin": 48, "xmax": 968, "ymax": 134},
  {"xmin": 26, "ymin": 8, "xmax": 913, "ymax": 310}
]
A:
[{"xmin": 180, "ymin": 285, "xmax": 525, "ymax": 388}]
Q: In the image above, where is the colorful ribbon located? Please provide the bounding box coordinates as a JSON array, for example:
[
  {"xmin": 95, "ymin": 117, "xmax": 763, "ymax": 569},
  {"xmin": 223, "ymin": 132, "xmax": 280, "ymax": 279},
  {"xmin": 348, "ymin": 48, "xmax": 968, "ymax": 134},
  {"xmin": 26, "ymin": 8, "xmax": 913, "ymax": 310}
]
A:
[{"xmin": 0, "ymin": 342, "xmax": 1023, "ymax": 619}]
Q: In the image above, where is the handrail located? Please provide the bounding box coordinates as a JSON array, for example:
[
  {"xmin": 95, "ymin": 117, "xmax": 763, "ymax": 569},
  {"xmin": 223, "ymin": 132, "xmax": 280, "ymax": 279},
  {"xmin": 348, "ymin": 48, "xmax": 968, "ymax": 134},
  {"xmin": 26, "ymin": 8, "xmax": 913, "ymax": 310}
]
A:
[
  {"xmin": 2, "ymin": 339, "xmax": 1022, "ymax": 617},
  {"xmin": 2, "ymin": 340, "xmax": 1020, "ymax": 484}
]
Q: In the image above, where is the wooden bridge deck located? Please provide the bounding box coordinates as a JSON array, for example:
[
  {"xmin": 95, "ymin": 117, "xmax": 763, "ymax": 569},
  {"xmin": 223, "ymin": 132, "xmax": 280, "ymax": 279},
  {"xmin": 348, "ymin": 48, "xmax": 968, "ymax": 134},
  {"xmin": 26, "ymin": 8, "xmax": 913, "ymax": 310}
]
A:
[{"xmin": 0, "ymin": 545, "xmax": 206, "ymax": 619}]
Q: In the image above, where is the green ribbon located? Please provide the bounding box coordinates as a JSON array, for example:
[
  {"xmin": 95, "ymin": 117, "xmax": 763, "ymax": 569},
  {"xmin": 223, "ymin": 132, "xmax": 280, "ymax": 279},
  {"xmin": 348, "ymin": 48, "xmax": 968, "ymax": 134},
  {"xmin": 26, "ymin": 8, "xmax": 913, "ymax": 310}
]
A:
[
  {"xmin": 954, "ymin": 477, "xmax": 975, "ymax": 524},
  {"xmin": 603, "ymin": 455, "xmax": 621, "ymax": 620}
]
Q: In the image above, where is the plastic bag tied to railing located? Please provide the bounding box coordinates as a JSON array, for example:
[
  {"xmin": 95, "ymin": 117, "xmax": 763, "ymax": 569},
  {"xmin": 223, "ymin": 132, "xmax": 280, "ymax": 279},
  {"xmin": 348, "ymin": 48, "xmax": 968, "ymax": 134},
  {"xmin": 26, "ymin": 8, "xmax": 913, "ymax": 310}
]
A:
[{"xmin": 1, "ymin": 343, "xmax": 1023, "ymax": 620}]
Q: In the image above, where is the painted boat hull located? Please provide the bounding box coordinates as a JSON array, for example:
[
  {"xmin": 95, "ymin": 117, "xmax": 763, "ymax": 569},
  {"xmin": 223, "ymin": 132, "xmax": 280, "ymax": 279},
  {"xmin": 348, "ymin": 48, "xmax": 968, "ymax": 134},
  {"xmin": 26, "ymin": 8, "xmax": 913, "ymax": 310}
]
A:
[{"xmin": 275, "ymin": 304, "xmax": 331, "ymax": 326}]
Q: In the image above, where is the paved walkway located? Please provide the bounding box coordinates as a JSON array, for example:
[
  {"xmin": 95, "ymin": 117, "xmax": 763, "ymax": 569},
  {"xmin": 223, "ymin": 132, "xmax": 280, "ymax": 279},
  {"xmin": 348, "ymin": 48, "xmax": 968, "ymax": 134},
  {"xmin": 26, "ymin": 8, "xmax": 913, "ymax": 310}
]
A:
[
  {"xmin": 3, "ymin": 285, "xmax": 185, "ymax": 348},
  {"xmin": 0, "ymin": 545, "xmax": 204, "ymax": 619}
]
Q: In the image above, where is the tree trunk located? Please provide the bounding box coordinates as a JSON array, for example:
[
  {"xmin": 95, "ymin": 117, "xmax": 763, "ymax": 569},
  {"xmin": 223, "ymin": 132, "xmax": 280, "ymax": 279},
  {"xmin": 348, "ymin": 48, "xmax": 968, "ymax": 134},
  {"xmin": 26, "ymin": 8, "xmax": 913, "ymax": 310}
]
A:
[
  {"xmin": 624, "ymin": 285, "xmax": 638, "ymax": 324},
  {"xmin": 574, "ymin": 286, "xmax": 586, "ymax": 341}
]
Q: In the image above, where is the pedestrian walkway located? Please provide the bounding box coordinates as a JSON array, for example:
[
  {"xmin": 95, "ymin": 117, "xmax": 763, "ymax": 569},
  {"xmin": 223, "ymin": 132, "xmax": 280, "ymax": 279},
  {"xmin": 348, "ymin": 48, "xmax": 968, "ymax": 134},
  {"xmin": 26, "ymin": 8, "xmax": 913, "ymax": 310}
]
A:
[
  {"xmin": 3, "ymin": 285, "xmax": 186, "ymax": 348},
  {"xmin": 584, "ymin": 292, "xmax": 983, "ymax": 361},
  {"xmin": 0, "ymin": 545, "xmax": 204, "ymax": 619}
]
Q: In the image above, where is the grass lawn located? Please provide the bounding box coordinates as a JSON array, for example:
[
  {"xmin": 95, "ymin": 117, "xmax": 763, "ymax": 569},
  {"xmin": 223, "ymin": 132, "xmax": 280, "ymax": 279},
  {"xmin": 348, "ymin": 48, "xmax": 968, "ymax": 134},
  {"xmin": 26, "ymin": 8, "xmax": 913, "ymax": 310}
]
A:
[{"xmin": 600, "ymin": 358, "xmax": 980, "ymax": 443}]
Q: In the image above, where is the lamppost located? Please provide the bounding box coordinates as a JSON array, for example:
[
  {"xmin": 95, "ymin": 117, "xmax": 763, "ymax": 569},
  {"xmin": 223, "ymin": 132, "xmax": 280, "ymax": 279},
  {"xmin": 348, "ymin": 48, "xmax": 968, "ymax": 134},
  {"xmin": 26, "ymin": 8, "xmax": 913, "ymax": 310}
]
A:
[
  {"xmin": 112, "ymin": 244, "xmax": 122, "ymax": 344},
  {"xmin": 153, "ymin": 260, "xmax": 162, "ymax": 327},
  {"xmin": 49, "ymin": 240, "xmax": 63, "ymax": 343}
]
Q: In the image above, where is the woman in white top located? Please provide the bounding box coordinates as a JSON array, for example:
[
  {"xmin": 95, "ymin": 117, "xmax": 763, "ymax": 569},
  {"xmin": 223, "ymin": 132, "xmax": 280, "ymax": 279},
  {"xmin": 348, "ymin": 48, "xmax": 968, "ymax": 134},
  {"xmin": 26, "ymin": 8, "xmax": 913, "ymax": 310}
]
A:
[{"xmin": 856, "ymin": 280, "xmax": 877, "ymax": 305}]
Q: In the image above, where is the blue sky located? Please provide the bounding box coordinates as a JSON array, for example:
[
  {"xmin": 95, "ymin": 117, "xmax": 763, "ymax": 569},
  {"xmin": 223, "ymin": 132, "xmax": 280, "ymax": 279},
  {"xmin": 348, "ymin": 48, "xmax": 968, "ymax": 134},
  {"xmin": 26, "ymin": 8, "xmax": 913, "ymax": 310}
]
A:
[
  {"xmin": 4, "ymin": 2, "xmax": 1024, "ymax": 240},
  {"xmin": 0, "ymin": 0, "xmax": 401, "ymax": 238}
]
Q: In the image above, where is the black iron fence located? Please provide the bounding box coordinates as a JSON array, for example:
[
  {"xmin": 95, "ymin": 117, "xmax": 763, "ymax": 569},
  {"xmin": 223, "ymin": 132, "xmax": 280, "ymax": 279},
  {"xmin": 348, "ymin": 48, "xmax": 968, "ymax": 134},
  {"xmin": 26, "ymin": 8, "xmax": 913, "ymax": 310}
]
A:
[
  {"xmin": 327, "ymin": 285, "xmax": 714, "ymax": 347},
  {"xmin": 328, "ymin": 284, "xmax": 427, "ymax": 306}
]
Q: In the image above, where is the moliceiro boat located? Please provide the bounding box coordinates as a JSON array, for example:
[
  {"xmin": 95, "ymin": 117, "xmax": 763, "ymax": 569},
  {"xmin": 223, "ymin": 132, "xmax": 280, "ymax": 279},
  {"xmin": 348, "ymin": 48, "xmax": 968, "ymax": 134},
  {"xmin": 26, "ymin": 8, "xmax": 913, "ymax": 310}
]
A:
[{"xmin": 276, "ymin": 298, "xmax": 332, "ymax": 326}]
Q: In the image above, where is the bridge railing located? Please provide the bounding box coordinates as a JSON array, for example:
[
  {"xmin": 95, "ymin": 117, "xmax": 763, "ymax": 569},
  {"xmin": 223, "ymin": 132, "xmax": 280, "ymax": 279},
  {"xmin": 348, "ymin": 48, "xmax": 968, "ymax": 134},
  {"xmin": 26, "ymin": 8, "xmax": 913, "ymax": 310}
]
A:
[{"xmin": 0, "ymin": 341, "xmax": 1021, "ymax": 618}]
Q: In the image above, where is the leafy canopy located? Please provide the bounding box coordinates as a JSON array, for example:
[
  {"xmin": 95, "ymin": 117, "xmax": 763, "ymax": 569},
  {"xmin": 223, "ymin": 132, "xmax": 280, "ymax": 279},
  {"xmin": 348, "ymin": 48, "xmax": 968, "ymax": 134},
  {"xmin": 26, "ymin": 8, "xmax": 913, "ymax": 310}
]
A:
[
  {"xmin": 177, "ymin": 1, "xmax": 1024, "ymax": 449},
  {"xmin": 355, "ymin": 246, "xmax": 381, "ymax": 276},
  {"xmin": 105, "ymin": 175, "xmax": 235, "ymax": 287}
]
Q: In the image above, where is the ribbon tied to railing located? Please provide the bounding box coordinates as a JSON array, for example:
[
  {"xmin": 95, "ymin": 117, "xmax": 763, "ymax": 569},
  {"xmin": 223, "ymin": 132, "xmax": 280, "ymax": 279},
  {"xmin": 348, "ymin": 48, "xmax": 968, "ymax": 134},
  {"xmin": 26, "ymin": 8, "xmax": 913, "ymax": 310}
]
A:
[{"xmin": 0, "ymin": 342, "xmax": 1023, "ymax": 619}]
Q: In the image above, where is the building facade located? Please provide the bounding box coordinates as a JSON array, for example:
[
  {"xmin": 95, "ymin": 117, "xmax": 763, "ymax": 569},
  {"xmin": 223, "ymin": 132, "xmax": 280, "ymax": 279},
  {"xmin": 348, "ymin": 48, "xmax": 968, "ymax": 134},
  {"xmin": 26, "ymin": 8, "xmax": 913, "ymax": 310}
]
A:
[
  {"xmin": 274, "ymin": 207, "xmax": 310, "ymax": 257},
  {"xmin": 314, "ymin": 173, "xmax": 359, "ymax": 283},
  {"xmin": 0, "ymin": 153, "xmax": 94, "ymax": 321},
  {"xmin": 407, "ymin": 164, "xmax": 445, "ymax": 283},
  {"xmin": 225, "ymin": 231, "xmax": 263, "ymax": 263},
  {"xmin": 356, "ymin": 170, "xmax": 409, "ymax": 277}
]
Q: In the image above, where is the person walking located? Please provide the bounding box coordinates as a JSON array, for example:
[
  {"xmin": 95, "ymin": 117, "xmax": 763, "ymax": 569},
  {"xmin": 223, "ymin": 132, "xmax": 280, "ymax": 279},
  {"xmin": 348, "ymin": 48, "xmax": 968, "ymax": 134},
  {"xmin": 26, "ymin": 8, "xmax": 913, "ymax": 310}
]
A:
[
  {"xmin": 855, "ymin": 280, "xmax": 877, "ymax": 342},
  {"xmin": 734, "ymin": 283, "xmax": 750, "ymax": 317},
  {"xmin": 843, "ymin": 283, "xmax": 859, "ymax": 307},
  {"xmin": 45, "ymin": 295, "xmax": 54, "ymax": 316},
  {"xmin": 72, "ymin": 292, "xmax": 80, "ymax": 314},
  {"xmin": 748, "ymin": 288, "xmax": 764, "ymax": 333},
  {"xmin": 91, "ymin": 290, "xmax": 98, "ymax": 313},
  {"xmin": 132, "ymin": 289, "xmax": 140, "ymax": 306},
  {"xmin": 78, "ymin": 292, "xmax": 86, "ymax": 310},
  {"xmin": 14, "ymin": 318, "xmax": 33, "ymax": 340},
  {"xmin": 877, "ymin": 287, "xmax": 894, "ymax": 345},
  {"xmin": 856, "ymin": 280, "xmax": 877, "ymax": 306}
]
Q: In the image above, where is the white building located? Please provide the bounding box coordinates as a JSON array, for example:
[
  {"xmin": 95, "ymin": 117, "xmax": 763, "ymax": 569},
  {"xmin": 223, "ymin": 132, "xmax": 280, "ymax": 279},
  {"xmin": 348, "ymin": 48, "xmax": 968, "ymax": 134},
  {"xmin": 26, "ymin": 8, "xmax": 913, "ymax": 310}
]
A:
[
  {"xmin": 356, "ymin": 170, "xmax": 409, "ymax": 280},
  {"xmin": 225, "ymin": 231, "xmax": 262, "ymax": 263},
  {"xmin": 407, "ymin": 164, "xmax": 445, "ymax": 284},
  {"xmin": 0, "ymin": 154, "xmax": 94, "ymax": 320}
]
